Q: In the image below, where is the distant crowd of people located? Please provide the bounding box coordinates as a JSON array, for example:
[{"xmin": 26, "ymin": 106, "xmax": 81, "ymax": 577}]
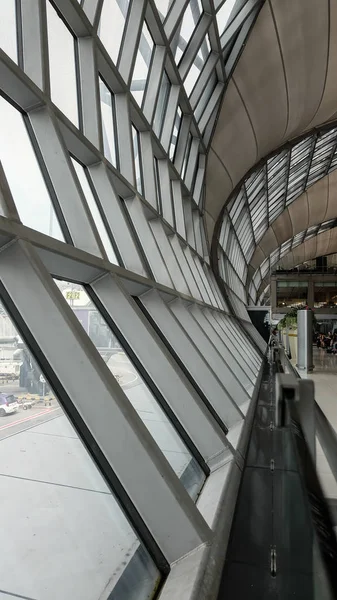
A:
[{"xmin": 315, "ymin": 332, "xmax": 337, "ymax": 354}]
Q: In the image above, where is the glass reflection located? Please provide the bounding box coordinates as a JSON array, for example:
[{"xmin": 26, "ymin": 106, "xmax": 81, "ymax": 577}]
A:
[
  {"xmin": 56, "ymin": 281, "xmax": 205, "ymax": 500},
  {"xmin": 0, "ymin": 301, "xmax": 160, "ymax": 600},
  {"xmin": 0, "ymin": 95, "xmax": 64, "ymax": 241}
]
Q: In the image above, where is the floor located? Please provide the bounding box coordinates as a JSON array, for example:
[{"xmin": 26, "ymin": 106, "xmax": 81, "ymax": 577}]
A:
[
  {"xmin": 217, "ymin": 361, "xmax": 324, "ymax": 598},
  {"xmin": 300, "ymin": 347, "xmax": 337, "ymax": 499}
]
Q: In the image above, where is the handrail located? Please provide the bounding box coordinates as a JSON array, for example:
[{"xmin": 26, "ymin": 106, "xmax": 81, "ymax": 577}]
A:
[
  {"xmin": 271, "ymin": 339, "xmax": 337, "ymax": 595},
  {"xmin": 315, "ymin": 403, "xmax": 337, "ymax": 498},
  {"xmin": 273, "ymin": 338, "xmax": 337, "ymax": 488}
]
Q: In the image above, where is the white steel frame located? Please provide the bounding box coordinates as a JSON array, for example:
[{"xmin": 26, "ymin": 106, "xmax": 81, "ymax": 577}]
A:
[{"xmin": 0, "ymin": 0, "xmax": 267, "ymax": 596}]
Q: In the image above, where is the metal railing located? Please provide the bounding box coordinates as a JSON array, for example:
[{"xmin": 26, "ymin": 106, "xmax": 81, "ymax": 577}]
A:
[{"xmin": 271, "ymin": 339, "xmax": 337, "ymax": 596}]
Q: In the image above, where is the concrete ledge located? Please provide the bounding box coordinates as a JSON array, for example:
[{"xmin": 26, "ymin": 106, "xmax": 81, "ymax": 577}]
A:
[
  {"xmin": 158, "ymin": 360, "xmax": 266, "ymax": 600},
  {"xmin": 158, "ymin": 459, "xmax": 241, "ymax": 600}
]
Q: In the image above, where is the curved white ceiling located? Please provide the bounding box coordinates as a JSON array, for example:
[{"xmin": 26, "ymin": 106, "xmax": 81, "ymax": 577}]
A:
[{"xmin": 205, "ymin": 0, "xmax": 337, "ymax": 242}]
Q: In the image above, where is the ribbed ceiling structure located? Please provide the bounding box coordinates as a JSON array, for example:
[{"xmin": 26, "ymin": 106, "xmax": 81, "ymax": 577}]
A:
[
  {"xmin": 252, "ymin": 221, "xmax": 337, "ymax": 301},
  {"xmin": 248, "ymin": 169, "xmax": 337, "ymax": 300},
  {"xmin": 257, "ymin": 226, "xmax": 337, "ymax": 303},
  {"xmin": 273, "ymin": 228, "xmax": 337, "ymax": 274},
  {"xmin": 207, "ymin": 0, "xmax": 337, "ymax": 306}
]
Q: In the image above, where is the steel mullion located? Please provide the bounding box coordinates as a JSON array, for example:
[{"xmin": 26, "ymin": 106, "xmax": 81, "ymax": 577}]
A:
[
  {"xmin": 282, "ymin": 148, "xmax": 292, "ymax": 210},
  {"xmin": 189, "ymin": 52, "xmax": 218, "ymax": 109},
  {"xmin": 203, "ymin": 0, "xmax": 227, "ymax": 79},
  {"xmin": 142, "ymin": 45, "xmax": 166, "ymax": 124},
  {"xmin": 118, "ymin": 0, "xmax": 147, "ymax": 84},
  {"xmin": 160, "ymin": 84, "xmax": 180, "ymax": 151},
  {"xmin": 0, "ymin": 210, "xmax": 224, "ymax": 310},
  {"xmin": 243, "ymin": 180, "xmax": 256, "ymax": 247},
  {"xmin": 91, "ymin": 273, "xmax": 229, "ymax": 454},
  {"xmin": 0, "ymin": 240, "xmax": 212, "ymax": 565},
  {"xmin": 302, "ymin": 133, "xmax": 318, "ymax": 192},
  {"xmin": 0, "ymin": 162, "xmax": 21, "ymax": 221},
  {"xmin": 323, "ymin": 133, "xmax": 337, "ymax": 177},
  {"xmin": 220, "ymin": 0, "xmax": 262, "ymax": 50},
  {"xmin": 82, "ymin": 0, "xmax": 103, "ymax": 28},
  {"xmin": 179, "ymin": 15, "xmax": 212, "ymax": 81},
  {"xmin": 49, "ymin": 0, "xmax": 91, "ymax": 36},
  {"xmin": 164, "ymin": 0, "xmax": 189, "ymax": 43},
  {"xmin": 198, "ymin": 81, "xmax": 223, "ymax": 132},
  {"xmin": 0, "ymin": 273, "xmax": 170, "ymax": 576}
]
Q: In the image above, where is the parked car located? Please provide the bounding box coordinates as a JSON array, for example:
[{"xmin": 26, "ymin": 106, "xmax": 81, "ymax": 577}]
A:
[{"xmin": 0, "ymin": 393, "xmax": 19, "ymax": 416}]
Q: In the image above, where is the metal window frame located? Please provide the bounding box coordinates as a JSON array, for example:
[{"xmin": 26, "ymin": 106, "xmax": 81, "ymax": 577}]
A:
[{"xmin": 0, "ymin": 0, "xmax": 268, "ymax": 588}]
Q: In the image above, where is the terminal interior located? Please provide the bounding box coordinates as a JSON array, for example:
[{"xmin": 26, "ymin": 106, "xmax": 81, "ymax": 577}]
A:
[{"xmin": 0, "ymin": 1, "xmax": 337, "ymax": 599}]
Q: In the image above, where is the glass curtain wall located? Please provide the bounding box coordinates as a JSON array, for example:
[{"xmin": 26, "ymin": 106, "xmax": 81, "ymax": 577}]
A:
[{"xmin": 0, "ymin": 1, "xmax": 266, "ymax": 599}]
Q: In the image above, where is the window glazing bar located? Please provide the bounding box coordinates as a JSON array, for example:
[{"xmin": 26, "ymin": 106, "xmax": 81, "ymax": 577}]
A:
[
  {"xmin": 19, "ymin": 0, "xmax": 49, "ymax": 91},
  {"xmin": 169, "ymin": 298, "xmax": 245, "ymax": 425},
  {"xmin": 90, "ymin": 273, "xmax": 230, "ymax": 461},
  {"xmin": 140, "ymin": 288, "xmax": 240, "ymax": 435},
  {"xmin": 77, "ymin": 37, "xmax": 102, "ymax": 148},
  {"xmin": 0, "ymin": 239, "xmax": 212, "ymax": 564},
  {"xmin": 0, "ymin": 162, "xmax": 21, "ymax": 221},
  {"xmin": 118, "ymin": 0, "xmax": 146, "ymax": 83},
  {"xmin": 28, "ymin": 107, "xmax": 105, "ymax": 257},
  {"xmin": 143, "ymin": 45, "xmax": 166, "ymax": 124}
]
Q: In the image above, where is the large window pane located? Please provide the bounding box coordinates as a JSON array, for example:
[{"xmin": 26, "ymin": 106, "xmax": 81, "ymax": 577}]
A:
[
  {"xmin": 132, "ymin": 125, "xmax": 143, "ymax": 194},
  {"xmin": 172, "ymin": 0, "xmax": 203, "ymax": 64},
  {"xmin": 169, "ymin": 106, "xmax": 182, "ymax": 161},
  {"xmin": 181, "ymin": 132, "xmax": 192, "ymax": 179},
  {"xmin": 71, "ymin": 158, "xmax": 119, "ymax": 264},
  {"xmin": 0, "ymin": 1, "xmax": 18, "ymax": 63},
  {"xmin": 195, "ymin": 71, "xmax": 218, "ymax": 122},
  {"xmin": 131, "ymin": 21, "xmax": 154, "ymax": 107},
  {"xmin": 184, "ymin": 34, "xmax": 211, "ymax": 97},
  {"xmin": 216, "ymin": 0, "xmax": 236, "ymax": 37},
  {"xmin": 46, "ymin": 1, "xmax": 79, "ymax": 126},
  {"xmin": 154, "ymin": 0, "xmax": 171, "ymax": 19},
  {"xmin": 154, "ymin": 0, "xmax": 172, "ymax": 21},
  {"xmin": 153, "ymin": 71, "xmax": 170, "ymax": 137},
  {"xmin": 154, "ymin": 156, "xmax": 162, "ymax": 212},
  {"xmin": 0, "ymin": 95, "xmax": 64, "ymax": 241},
  {"xmin": 58, "ymin": 282, "xmax": 206, "ymax": 500},
  {"xmin": 98, "ymin": 0, "xmax": 130, "ymax": 65},
  {"xmin": 184, "ymin": 34, "xmax": 212, "ymax": 97},
  {"xmin": 0, "ymin": 301, "xmax": 160, "ymax": 600},
  {"xmin": 99, "ymin": 77, "xmax": 118, "ymax": 168}
]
